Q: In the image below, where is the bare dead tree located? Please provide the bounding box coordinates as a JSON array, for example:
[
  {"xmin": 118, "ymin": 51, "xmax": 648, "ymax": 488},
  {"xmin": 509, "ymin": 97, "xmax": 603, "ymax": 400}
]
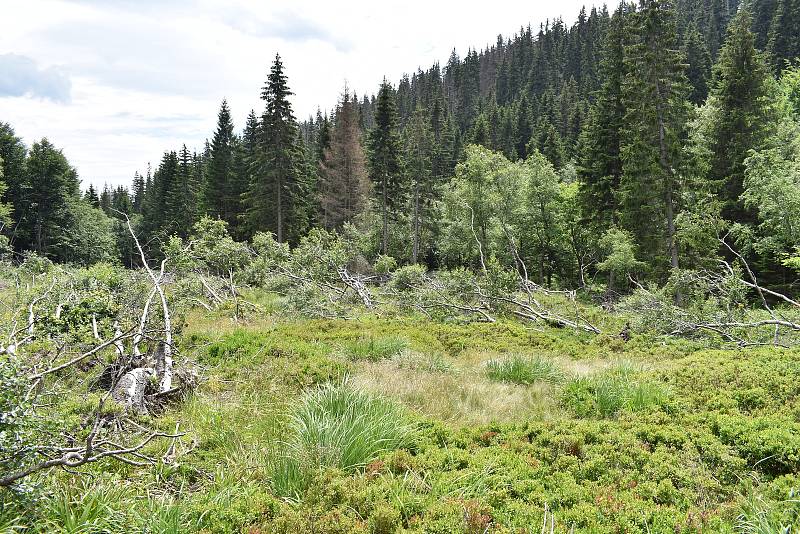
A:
[{"xmin": 115, "ymin": 209, "xmax": 174, "ymax": 393}]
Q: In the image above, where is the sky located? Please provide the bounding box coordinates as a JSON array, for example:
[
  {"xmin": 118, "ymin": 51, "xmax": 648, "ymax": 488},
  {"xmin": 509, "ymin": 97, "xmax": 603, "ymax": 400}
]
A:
[{"xmin": 0, "ymin": 0, "xmax": 591, "ymax": 189}]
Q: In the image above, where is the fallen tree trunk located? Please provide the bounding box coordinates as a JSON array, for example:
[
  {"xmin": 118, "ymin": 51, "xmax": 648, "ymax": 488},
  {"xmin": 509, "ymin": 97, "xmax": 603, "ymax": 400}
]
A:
[{"xmin": 112, "ymin": 367, "xmax": 154, "ymax": 413}]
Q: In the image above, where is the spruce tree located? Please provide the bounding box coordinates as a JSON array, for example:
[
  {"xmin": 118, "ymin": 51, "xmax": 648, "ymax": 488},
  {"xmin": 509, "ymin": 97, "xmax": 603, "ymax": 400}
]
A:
[
  {"xmin": 131, "ymin": 172, "xmax": 145, "ymax": 213},
  {"xmin": 767, "ymin": 0, "xmax": 800, "ymax": 71},
  {"xmin": 100, "ymin": 185, "xmax": 112, "ymax": 214},
  {"xmin": 318, "ymin": 89, "xmax": 369, "ymax": 230},
  {"xmin": 578, "ymin": 4, "xmax": 627, "ymax": 232},
  {"xmin": 404, "ymin": 106, "xmax": 434, "ymax": 264},
  {"xmin": 244, "ymin": 54, "xmax": 309, "ymax": 242},
  {"xmin": 619, "ymin": 0, "xmax": 690, "ymax": 276},
  {"xmin": 167, "ymin": 145, "xmax": 200, "ymax": 238},
  {"xmin": 367, "ymin": 79, "xmax": 405, "ymax": 254},
  {"xmin": 23, "ymin": 139, "xmax": 80, "ymax": 256},
  {"xmin": 0, "ymin": 123, "xmax": 27, "ymax": 236},
  {"xmin": 707, "ymin": 7, "xmax": 774, "ymax": 223},
  {"xmin": 85, "ymin": 184, "xmax": 100, "ymax": 208},
  {"xmin": 205, "ymin": 100, "xmax": 236, "ymax": 224},
  {"xmin": 145, "ymin": 151, "xmax": 178, "ymax": 238},
  {"xmin": 683, "ymin": 23, "xmax": 713, "ymax": 104},
  {"xmin": 0, "ymin": 155, "xmax": 9, "ymax": 230}
]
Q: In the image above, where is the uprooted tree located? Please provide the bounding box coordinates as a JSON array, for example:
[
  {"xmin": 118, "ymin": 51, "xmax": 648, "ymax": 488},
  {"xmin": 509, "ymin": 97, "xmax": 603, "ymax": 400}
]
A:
[{"xmin": 0, "ymin": 221, "xmax": 195, "ymax": 488}]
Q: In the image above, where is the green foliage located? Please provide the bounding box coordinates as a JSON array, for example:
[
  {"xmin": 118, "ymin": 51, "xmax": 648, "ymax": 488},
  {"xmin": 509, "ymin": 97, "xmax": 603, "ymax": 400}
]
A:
[
  {"xmin": 268, "ymin": 382, "xmax": 418, "ymax": 499},
  {"xmin": 597, "ymin": 227, "xmax": 646, "ymax": 286},
  {"xmin": 373, "ymin": 254, "xmax": 397, "ymax": 274},
  {"xmin": 388, "ymin": 264, "xmax": 427, "ymax": 292},
  {"xmin": 343, "ymin": 336, "xmax": 407, "ymax": 362},
  {"xmin": 62, "ymin": 201, "xmax": 119, "ymax": 266},
  {"xmin": 562, "ymin": 361, "xmax": 672, "ymax": 418},
  {"xmin": 485, "ymin": 354, "xmax": 564, "ymax": 385}
]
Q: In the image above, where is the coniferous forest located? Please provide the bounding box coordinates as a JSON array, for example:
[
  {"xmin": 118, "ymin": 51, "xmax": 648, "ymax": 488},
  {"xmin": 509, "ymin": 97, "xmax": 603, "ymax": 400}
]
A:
[{"xmin": 3, "ymin": 0, "xmax": 800, "ymax": 531}]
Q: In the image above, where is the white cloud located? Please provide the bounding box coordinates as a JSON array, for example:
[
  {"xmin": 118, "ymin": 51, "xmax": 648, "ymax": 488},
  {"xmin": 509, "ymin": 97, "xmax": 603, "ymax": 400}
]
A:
[
  {"xmin": 0, "ymin": 54, "xmax": 72, "ymax": 102},
  {"xmin": 0, "ymin": 0, "xmax": 592, "ymax": 189}
]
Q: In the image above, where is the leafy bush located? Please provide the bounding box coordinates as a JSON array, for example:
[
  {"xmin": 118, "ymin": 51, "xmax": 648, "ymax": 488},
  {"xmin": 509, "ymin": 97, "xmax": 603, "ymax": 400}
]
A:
[
  {"xmin": 373, "ymin": 255, "xmax": 397, "ymax": 274},
  {"xmin": 713, "ymin": 415, "xmax": 800, "ymax": 475},
  {"xmin": 389, "ymin": 264, "xmax": 427, "ymax": 292},
  {"xmin": 561, "ymin": 361, "xmax": 672, "ymax": 418},
  {"xmin": 485, "ymin": 355, "xmax": 564, "ymax": 385},
  {"xmin": 269, "ymin": 382, "xmax": 417, "ymax": 499},
  {"xmin": 343, "ymin": 336, "xmax": 407, "ymax": 362}
]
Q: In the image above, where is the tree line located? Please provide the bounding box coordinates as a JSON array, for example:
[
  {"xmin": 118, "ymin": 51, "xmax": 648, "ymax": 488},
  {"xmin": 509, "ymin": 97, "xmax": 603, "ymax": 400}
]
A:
[{"xmin": 0, "ymin": 0, "xmax": 798, "ymax": 293}]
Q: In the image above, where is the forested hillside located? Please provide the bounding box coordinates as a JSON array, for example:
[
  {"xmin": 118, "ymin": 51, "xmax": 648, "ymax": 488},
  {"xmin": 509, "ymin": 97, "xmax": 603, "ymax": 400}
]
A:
[
  {"xmin": 1, "ymin": 0, "xmax": 799, "ymax": 290},
  {"xmin": 3, "ymin": 0, "xmax": 800, "ymax": 532}
]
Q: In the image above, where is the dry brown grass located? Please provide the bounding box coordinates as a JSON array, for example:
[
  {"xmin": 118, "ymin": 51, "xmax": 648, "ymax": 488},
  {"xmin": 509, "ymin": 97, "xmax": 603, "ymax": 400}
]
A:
[{"xmin": 351, "ymin": 348, "xmax": 622, "ymax": 426}]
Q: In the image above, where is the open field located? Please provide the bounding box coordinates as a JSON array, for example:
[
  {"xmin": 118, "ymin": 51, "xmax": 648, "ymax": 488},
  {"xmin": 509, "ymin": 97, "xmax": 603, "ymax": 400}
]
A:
[{"xmin": 4, "ymin": 299, "xmax": 799, "ymax": 533}]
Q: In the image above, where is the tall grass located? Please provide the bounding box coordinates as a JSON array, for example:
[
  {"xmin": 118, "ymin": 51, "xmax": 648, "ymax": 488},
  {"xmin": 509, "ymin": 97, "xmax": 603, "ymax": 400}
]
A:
[
  {"xmin": 736, "ymin": 488, "xmax": 800, "ymax": 534},
  {"xmin": 40, "ymin": 482, "xmax": 130, "ymax": 533},
  {"xmin": 485, "ymin": 355, "xmax": 564, "ymax": 385},
  {"xmin": 562, "ymin": 361, "xmax": 671, "ymax": 418},
  {"xmin": 269, "ymin": 381, "xmax": 417, "ymax": 499},
  {"xmin": 343, "ymin": 336, "xmax": 407, "ymax": 361}
]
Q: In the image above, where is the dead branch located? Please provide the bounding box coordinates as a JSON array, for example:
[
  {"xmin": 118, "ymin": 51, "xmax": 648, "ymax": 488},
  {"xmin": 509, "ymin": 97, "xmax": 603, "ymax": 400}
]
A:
[
  {"xmin": 26, "ymin": 276, "xmax": 57, "ymax": 337},
  {"xmin": 117, "ymin": 211, "xmax": 173, "ymax": 393},
  {"xmin": 337, "ymin": 267, "xmax": 374, "ymax": 308},
  {"xmin": 0, "ymin": 414, "xmax": 183, "ymax": 487},
  {"xmin": 29, "ymin": 328, "xmax": 135, "ymax": 380}
]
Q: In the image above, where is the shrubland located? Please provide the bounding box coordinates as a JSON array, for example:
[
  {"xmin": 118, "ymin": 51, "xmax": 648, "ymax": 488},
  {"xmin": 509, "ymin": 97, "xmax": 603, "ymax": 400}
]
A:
[{"xmin": 0, "ymin": 217, "xmax": 798, "ymax": 533}]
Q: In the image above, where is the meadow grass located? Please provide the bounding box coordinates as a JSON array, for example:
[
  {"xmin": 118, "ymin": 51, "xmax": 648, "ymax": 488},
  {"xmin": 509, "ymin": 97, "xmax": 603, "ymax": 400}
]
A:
[
  {"xmin": 562, "ymin": 360, "xmax": 672, "ymax": 417},
  {"xmin": 9, "ymin": 304, "xmax": 800, "ymax": 533},
  {"xmin": 268, "ymin": 381, "xmax": 418, "ymax": 499},
  {"xmin": 485, "ymin": 354, "xmax": 564, "ymax": 385},
  {"xmin": 353, "ymin": 358, "xmax": 562, "ymax": 424},
  {"xmin": 342, "ymin": 335, "xmax": 407, "ymax": 361}
]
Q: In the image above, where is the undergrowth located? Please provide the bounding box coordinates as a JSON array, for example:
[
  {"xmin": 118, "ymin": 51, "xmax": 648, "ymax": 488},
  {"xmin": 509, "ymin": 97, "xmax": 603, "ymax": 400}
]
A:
[{"xmin": 5, "ymin": 311, "xmax": 800, "ymax": 533}]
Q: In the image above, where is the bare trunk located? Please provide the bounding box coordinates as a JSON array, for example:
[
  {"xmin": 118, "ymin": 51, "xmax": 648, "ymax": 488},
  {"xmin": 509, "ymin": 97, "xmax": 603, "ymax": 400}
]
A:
[
  {"xmin": 382, "ymin": 171, "xmax": 388, "ymax": 255},
  {"xmin": 412, "ymin": 182, "xmax": 420, "ymax": 264},
  {"xmin": 654, "ymin": 76, "xmax": 682, "ymax": 305},
  {"xmin": 112, "ymin": 368, "xmax": 153, "ymax": 413},
  {"xmin": 121, "ymin": 214, "xmax": 173, "ymax": 393}
]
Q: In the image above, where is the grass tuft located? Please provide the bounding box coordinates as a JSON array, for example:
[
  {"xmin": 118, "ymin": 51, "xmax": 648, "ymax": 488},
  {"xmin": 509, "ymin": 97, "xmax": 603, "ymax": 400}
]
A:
[
  {"xmin": 735, "ymin": 488, "xmax": 800, "ymax": 534},
  {"xmin": 561, "ymin": 360, "xmax": 671, "ymax": 418},
  {"xmin": 268, "ymin": 381, "xmax": 417, "ymax": 499},
  {"xmin": 343, "ymin": 336, "xmax": 407, "ymax": 361},
  {"xmin": 485, "ymin": 355, "xmax": 564, "ymax": 385}
]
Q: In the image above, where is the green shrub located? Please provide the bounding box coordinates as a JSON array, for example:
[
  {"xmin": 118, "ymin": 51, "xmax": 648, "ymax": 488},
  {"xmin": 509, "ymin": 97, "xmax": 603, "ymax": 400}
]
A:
[
  {"xmin": 562, "ymin": 362, "xmax": 671, "ymax": 418},
  {"xmin": 369, "ymin": 502, "xmax": 401, "ymax": 534},
  {"xmin": 373, "ymin": 255, "xmax": 398, "ymax": 274},
  {"xmin": 713, "ymin": 415, "xmax": 800, "ymax": 475},
  {"xmin": 485, "ymin": 355, "xmax": 563, "ymax": 385},
  {"xmin": 269, "ymin": 382, "xmax": 417, "ymax": 499},
  {"xmin": 343, "ymin": 336, "xmax": 407, "ymax": 362}
]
